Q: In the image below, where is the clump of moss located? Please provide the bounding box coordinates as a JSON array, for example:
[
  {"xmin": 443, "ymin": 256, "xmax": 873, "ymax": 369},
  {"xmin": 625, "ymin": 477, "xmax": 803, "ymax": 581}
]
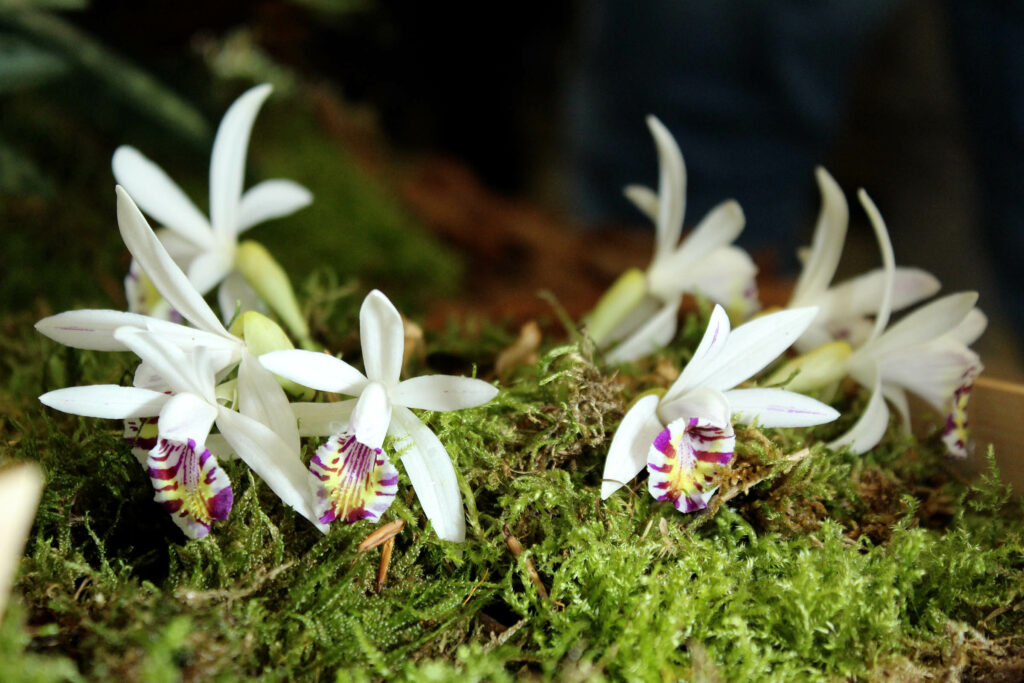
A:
[{"xmin": 2, "ymin": 303, "xmax": 1024, "ymax": 680}]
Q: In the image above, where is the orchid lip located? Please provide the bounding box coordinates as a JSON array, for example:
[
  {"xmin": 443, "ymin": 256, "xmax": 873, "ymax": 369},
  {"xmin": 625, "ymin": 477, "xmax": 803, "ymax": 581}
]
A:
[
  {"xmin": 147, "ymin": 436, "xmax": 233, "ymax": 539},
  {"xmin": 647, "ymin": 415, "xmax": 735, "ymax": 514},
  {"xmin": 310, "ymin": 432, "xmax": 399, "ymax": 525}
]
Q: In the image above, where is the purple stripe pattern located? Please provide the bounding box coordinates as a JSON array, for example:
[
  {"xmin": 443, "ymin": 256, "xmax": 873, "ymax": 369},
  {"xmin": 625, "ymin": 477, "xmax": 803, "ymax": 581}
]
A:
[
  {"xmin": 309, "ymin": 432, "xmax": 399, "ymax": 525},
  {"xmin": 647, "ymin": 414, "xmax": 735, "ymax": 513},
  {"xmin": 147, "ymin": 437, "xmax": 233, "ymax": 539},
  {"xmin": 942, "ymin": 365, "xmax": 980, "ymax": 459}
]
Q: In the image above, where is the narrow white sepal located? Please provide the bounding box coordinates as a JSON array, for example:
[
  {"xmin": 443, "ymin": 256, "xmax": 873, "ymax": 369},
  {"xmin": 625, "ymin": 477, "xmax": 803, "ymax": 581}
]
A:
[
  {"xmin": 116, "ymin": 186, "xmax": 230, "ymax": 338},
  {"xmin": 209, "ymin": 84, "xmax": 273, "ymax": 238},
  {"xmin": 693, "ymin": 307, "xmax": 818, "ymax": 393},
  {"xmin": 35, "ymin": 309, "xmax": 152, "ymax": 351},
  {"xmin": 391, "ymin": 375, "xmax": 498, "ymax": 412},
  {"xmin": 237, "ymin": 351, "xmax": 300, "ymax": 450},
  {"xmin": 214, "ymin": 405, "xmax": 326, "ymax": 532},
  {"xmin": 789, "ymin": 167, "xmax": 848, "ymax": 306},
  {"xmin": 40, "ymin": 385, "xmax": 168, "ymax": 419},
  {"xmin": 623, "ymin": 184, "xmax": 659, "ymax": 222},
  {"xmin": 645, "ymin": 115, "xmax": 687, "ymax": 259},
  {"xmin": 360, "ymin": 290, "xmax": 406, "ymax": 385},
  {"xmin": 723, "ymin": 388, "xmax": 840, "ymax": 428},
  {"xmin": 665, "ymin": 304, "xmax": 731, "ymax": 402},
  {"xmin": 390, "ymin": 406, "xmax": 466, "ymax": 542},
  {"xmin": 112, "ymin": 146, "xmax": 213, "ymax": 248},
  {"xmin": 863, "ymin": 292, "xmax": 978, "ymax": 359},
  {"xmin": 600, "ymin": 394, "xmax": 662, "ymax": 500},
  {"xmin": 259, "ymin": 349, "xmax": 368, "ymax": 395},
  {"xmin": 949, "ymin": 308, "xmax": 988, "ymax": 347},
  {"xmin": 237, "ymin": 179, "xmax": 313, "ymax": 233},
  {"xmin": 828, "ymin": 371, "xmax": 889, "ymax": 454}
]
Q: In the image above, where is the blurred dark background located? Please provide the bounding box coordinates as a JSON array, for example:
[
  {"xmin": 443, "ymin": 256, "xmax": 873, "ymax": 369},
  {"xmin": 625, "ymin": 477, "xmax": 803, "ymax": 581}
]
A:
[{"xmin": 1, "ymin": 0, "xmax": 1021, "ymax": 377}]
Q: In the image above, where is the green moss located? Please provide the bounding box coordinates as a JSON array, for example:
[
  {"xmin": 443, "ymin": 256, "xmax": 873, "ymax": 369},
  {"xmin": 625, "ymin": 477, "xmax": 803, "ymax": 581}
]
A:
[{"xmin": 3, "ymin": 302, "xmax": 1024, "ymax": 680}]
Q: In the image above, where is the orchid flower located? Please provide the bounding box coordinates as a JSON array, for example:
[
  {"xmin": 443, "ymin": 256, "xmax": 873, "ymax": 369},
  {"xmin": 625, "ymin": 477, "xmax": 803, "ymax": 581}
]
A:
[
  {"xmin": 601, "ymin": 304, "xmax": 839, "ymax": 513},
  {"xmin": 113, "ymin": 83, "xmax": 313, "ymax": 341},
  {"xmin": 259, "ymin": 290, "xmax": 499, "ymax": 542},
  {"xmin": 0, "ymin": 463, "xmax": 44, "ymax": 623},
  {"xmin": 36, "ymin": 187, "xmax": 320, "ymax": 535},
  {"xmin": 584, "ymin": 115, "xmax": 759, "ymax": 363},
  {"xmin": 787, "ymin": 167, "xmax": 939, "ymax": 353},
  {"xmin": 775, "ymin": 190, "xmax": 986, "ymax": 457}
]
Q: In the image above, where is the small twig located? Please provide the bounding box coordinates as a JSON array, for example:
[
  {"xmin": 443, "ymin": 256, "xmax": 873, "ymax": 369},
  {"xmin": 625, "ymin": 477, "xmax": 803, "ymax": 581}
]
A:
[
  {"xmin": 462, "ymin": 569, "xmax": 490, "ymax": 607},
  {"xmin": 502, "ymin": 524, "xmax": 549, "ymax": 599},
  {"xmin": 357, "ymin": 519, "xmax": 406, "ymax": 553},
  {"xmin": 376, "ymin": 536, "xmax": 395, "ymax": 593}
]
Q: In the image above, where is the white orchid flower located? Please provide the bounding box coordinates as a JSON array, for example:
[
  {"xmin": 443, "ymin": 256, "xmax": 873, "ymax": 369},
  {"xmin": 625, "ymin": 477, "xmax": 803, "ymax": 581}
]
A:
[
  {"xmin": 792, "ymin": 190, "xmax": 987, "ymax": 457},
  {"xmin": 0, "ymin": 463, "xmax": 44, "ymax": 624},
  {"xmin": 787, "ymin": 167, "xmax": 940, "ymax": 353},
  {"xmin": 36, "ymin": 187, "xmax": 320, "ymax": 535},
  {"xmin": 601, "ymin": 304, "xmax": 839, "ymax": 513},
  {"xmin": 260, "ymin": 290, "xmax": 500, "ymax": 542},
  {"xmin": 584, "ymin": 115, "xmax": 759, "ymax": 363},
  {"xmin": 40, "ymin": 329, "xmax": 323, "ymax": 538},
  {"xmin": 113, "ymin": 83, "xmax": 312, "ymax": 340}
]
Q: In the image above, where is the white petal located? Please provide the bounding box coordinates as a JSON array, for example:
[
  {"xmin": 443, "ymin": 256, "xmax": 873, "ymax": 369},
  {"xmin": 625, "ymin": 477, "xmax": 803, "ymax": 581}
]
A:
[
  {"xmin": 604, "ymin": 299, "xmax": 679, "ymax": 363},
  {"xmin": 154, "ymin": 228, "xmax": 201, "ymax": 265},
  {"xmin": 360, "ymin": 290, "xmax": 405, "ymax": 385},
  {"xmin": 789, "ymin": 167, "xmax": 848, "ymax": 306},
  {"xmin": 863, "ymin": 292, "xmax": 978, "ymax": 360},
  {"xmin": 623, "ymin": 184, "xmax": 659, "ymax": 222},
  {"xmin": 687, "ymin": 245, "xmax": 759, "ymax": 317},
  {"xmin": 291, "ymin": 400, "xmax": 356, "ymax": 436},
  {"xmin": 351, "ymin": 381, "xmax": 392, "ymax": 449},
  {"xmin": 949, "ymin": 308, "xmax": 987, "ymax": 347},
  {"xmin": 112, "ymin": 146, "xmax": 213, "ymax": 247},
  {"xmin": 600, "ymin": 394, "xmax": 662, "ymax": 499},
  {"xmin": 881, "ymin": 384, "xmax": 911, "ymax": 433},
  {"xmin": 156, "ymin": 392, "xmax": 218, "ymax": 447},
  {"xmin": 40, "ymin": 385, "xmax": 168, "ymax": 419},
  {"xmin": 258, "ymin": 349, "xmax": 368, "ymax": 394},
  {"xmin": 35, "ymin": 309, "xmax": 152, "ymax": 351},
  {"xmin": 215, "ymin": 406, "xmax": 326, "ymax": 532},
  {"xmin": 392, "ymin": 375, "xmax": 498, "ymax": 411},
  {"xmin": 828, "ymin": 370, "xmax": 889, "ymax": 454},
  {"xmin": 815, "ymin": 267, "xmax": 940, "ymax": 322},
  {"xmin": 217, "ymin": 272, "xmax": 266, "ymax": 324},
  {"xmin": 237, "ymin": 351, "xmax": 300, "ymax": 450},
  {"xmin": 646, "ymin": 115, "xmax": 687, "ymax": 259},
  {"xmin": 186, "ymin": 248, "xmax": 234, "ymax": 298},
  {"xmin": 650, "ymin": 200, "xmax": 745, "ymax": 283},
  {"xmin": 0, "ymin": 463, "xmax": 44, "ymax": 621},
  {"xmin": 665, "ymin": 304, "xmax": 732, "ymax": 402},
  {"xmin": 209, "ymin": 84, "xmax": 272, "ymax": 238},
  {"xmin": 691, "ymin": 307, "xmax": 818, "ymax": 393},
  {"xmin": 857, "ymin": 190, "xmax": 896, "ymax": 345},
  {"xmin": 115, "ymin": 327, "xmax": 202, "ymax": 396},
  {"xmin": 237, "ymin": 179, "xmax": 313, "ymax": 233},
  {"xmin": 723, "ymin": 388, "xmax": 840, "ymax": 428},
  {"xmin": 116, "ymin": 186, "xmax": 230, "ymax": 337},
  {"xmin": 143, "ymin": 319, "xmax": 239, "ymax": 360},
  {"xmin": 876, "ymin": 338, "xmax": 980, "ymax": 412},
  {"xmin": 390, "ymin": 406, "xmax": 466, "ymax": 542},
  {"xmin": 657, "ymin": 385, "xmax": 732, "ymax": 427}
]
